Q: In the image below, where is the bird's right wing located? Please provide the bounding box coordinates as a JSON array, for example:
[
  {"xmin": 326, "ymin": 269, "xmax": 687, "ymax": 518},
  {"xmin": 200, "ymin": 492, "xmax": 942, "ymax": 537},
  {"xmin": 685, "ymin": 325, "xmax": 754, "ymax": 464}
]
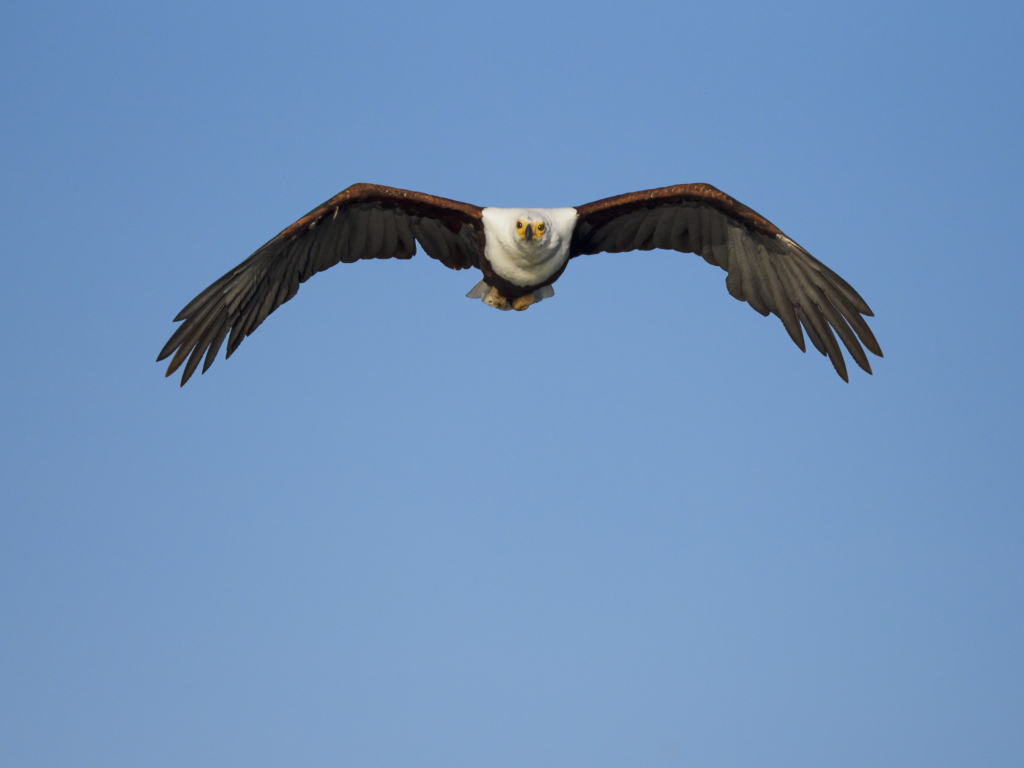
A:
[
  {"xmin": 571, "ymin": 184, "xmax": 882, "ymax": 381},
  {"xmin": 158, "ymin": 184, "xmax": 484, "ymax": 385}
]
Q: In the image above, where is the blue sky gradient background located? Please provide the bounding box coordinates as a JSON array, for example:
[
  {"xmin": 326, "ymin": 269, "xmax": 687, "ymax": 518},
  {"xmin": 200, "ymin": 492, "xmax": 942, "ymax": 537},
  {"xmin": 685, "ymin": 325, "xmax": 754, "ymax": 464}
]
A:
[{"xmin": 2, "ymin": 1, "xmax": 1022, "ymax": 765}]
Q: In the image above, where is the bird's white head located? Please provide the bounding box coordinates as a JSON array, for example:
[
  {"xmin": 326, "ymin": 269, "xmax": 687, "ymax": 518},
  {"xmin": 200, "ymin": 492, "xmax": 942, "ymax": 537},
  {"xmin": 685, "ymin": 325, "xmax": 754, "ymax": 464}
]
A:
[{"xmin": 510, "ymin": 210, "xmax": 554, "ymax": 249}]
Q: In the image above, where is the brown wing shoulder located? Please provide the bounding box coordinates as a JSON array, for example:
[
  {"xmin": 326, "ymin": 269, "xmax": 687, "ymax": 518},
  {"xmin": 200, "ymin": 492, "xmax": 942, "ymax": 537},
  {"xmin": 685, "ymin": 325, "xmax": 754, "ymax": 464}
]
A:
[
  {"xmin": 278, "ymin": 183, "xmax": 484, "ymax": 242},
  {"xmin": 572, "ymin": 183, "xmax": 782, "ymax": 250}
]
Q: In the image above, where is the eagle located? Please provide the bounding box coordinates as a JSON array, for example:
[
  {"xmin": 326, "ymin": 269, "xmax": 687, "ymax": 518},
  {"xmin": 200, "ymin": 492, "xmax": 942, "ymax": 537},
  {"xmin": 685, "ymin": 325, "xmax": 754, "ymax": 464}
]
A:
[{"xmin": 158, "ymin": 183, "xmax": 882, "ymax": 385}]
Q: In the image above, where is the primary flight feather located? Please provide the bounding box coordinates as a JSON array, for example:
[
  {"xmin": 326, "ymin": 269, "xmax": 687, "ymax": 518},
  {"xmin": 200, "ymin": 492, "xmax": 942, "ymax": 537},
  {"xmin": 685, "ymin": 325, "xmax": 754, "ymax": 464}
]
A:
[{"xmin": 158, "ymin": 182, "xmax": 882, "ymax": 385}]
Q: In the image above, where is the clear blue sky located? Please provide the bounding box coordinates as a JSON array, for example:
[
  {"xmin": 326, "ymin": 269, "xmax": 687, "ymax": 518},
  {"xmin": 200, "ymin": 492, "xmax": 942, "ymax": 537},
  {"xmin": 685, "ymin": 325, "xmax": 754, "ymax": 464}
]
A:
[{"xmin": 2, "ymin": 1, "xmax": 1021, "ymax": 765}]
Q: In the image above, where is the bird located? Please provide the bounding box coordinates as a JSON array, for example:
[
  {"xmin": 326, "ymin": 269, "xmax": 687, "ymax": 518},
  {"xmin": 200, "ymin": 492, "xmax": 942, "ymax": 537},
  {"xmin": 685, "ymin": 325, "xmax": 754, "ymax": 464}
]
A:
[{"xmin": 158, "ymin": 182, "xmax": 882, "ymax": 385}]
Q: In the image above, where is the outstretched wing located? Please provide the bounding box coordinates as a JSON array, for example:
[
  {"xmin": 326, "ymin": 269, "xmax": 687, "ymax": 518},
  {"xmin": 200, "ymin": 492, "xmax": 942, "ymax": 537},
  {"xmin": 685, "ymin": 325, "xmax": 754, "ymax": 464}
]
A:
[
  {"xmin": 158, "ymin": 184, "xmax": 484, "ymax": 385},
  {"xmin": 571, "ymin": 184, "xmax": 882, "ymax": 381}
]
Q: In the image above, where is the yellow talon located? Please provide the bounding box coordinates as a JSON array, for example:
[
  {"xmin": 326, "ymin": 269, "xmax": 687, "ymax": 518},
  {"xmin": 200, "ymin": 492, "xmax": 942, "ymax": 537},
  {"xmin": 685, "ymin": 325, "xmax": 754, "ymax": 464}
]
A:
[
  {"xmin": 484, "ymin": 287, "xmax": 510, "ymax": 310},
  {"xmin": 511, "ymin": 293, "xmax": 537, "ymax": 311}
]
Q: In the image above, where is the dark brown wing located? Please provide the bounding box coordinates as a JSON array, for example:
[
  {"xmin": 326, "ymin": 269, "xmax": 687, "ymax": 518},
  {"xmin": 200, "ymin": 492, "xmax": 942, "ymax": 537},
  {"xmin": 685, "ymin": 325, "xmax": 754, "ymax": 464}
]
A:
[
  {"xmin": 157, "ymin": 183, "xmax": 484, "ymax": 385},
  {"xmin": 571, "ymin": 183, "xmax": 882, "ymax": 381}
]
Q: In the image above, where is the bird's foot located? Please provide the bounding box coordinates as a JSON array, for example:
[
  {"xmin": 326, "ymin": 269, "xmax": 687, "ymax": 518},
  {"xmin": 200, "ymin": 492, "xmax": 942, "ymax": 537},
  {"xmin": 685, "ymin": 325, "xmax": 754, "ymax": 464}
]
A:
[
  {"xmin": 483, "ymin": 287, "xmax": 511, "ymax": 311},
  {"xmin": 511, "ymin": 293, "xmax": 537, "ymax": 312}
]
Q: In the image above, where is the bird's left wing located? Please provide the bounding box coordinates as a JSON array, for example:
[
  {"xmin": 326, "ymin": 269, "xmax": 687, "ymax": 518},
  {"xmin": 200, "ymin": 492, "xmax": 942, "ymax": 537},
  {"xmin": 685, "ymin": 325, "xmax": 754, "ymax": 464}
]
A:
[
  {"xmin": 570, "ymin": 184, "xmax": 882, "ymax": 381},
  {"xmin": 158, "ymin": 184, "xmax": 484, "ymax": 385}
]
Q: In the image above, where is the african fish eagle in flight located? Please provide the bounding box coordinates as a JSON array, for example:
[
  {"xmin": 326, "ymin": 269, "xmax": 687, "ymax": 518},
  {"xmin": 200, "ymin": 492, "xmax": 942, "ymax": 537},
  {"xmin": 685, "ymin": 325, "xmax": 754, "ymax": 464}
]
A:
[{"xmin": 158, "ymin": 183, "xmax": 882, "ymax": 385}]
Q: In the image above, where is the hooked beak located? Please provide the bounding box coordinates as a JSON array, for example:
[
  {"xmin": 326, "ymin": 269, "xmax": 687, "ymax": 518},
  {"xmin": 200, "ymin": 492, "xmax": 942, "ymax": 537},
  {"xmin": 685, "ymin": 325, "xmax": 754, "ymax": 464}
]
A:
[{"xmin": 524, "ymin": 223, "xmax": 534, "ymax": 241}]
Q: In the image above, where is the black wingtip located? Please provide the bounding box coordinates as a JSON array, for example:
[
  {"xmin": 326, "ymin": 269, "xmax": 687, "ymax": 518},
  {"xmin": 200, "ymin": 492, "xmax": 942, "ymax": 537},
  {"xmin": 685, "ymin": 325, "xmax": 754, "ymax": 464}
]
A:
[
  {"xmin": 782, "ymin": 319, "xmax": 806, "ymax": 353},
  {"xmin": 831, "ymin": 349, "xmax": 849, "ymax": 383}
]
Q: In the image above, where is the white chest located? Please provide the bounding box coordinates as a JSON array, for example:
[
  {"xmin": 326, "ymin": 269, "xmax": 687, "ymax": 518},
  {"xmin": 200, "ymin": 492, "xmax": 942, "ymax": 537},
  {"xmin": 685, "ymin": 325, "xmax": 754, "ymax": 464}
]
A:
[{"xmin": 480, "ymin": 207, "xmax": 578, "ymax": 287}]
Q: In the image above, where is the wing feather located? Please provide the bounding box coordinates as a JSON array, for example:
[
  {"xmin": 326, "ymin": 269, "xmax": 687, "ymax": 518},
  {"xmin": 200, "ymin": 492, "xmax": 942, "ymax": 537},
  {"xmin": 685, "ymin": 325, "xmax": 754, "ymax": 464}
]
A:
[
  {"xmin": 367, "ymin": 207, "xmax": 385, "ymax": 257},
  {"xmin": 759, "ymin": 248, "xmax": 804, "ymax": 352},
  {"xmin": 688, "ymin": 208, "xmax": 706, "ymax": 260},
  {"xmin": 795, "ymin": 306, "xmax": 826, "ymax": 356},
  {"xmin": 202, "ymin": 315, "xmax": 231, "ymax": 374},
  {"xmin": 347, "ymin": 211, "xmax": 369, "ymax": 262},
  {"xmin": 710, "ymin": 213, "xmax": 732, "ymax": 272},
  {"xmin": 805, "ymin": 266, "xmax": 882, "ymax": 357},
  {"xmin": 747, "ymin": 241, "xmax": 780, "ymax": 316},
  {"xmin": 411, "ymin": 218, "xmax": 448, "ymax": 264},
  {"xmin": 634, "ymin": 208, "xmax": 661, "ymax": 250},
  {"xmin": 336, "ymin": 213, "xmax": 360, "ymax": 265},
  {"xmin": 181, "ymin": 306, "xmax": 229, "ymax": 385},
  {"xmin": 795, "ymin": 251, "xmax": 874, "ymax": 316},
  {"xmin": 381, "ymin": 209, "xmax": 398, "ymax": 258},
  {"xmin": 608, "ymin": 210, "xmax": 641, "ymax": 252},
  {"xmin": 774, "ymin": 253, "xmax": 849, "ymax": 380},
  {"xmin": 707, "ymin": 209, "xmax": 729, "ymax": 268},
  {"xmin": 651, "ymin": 207, "xmax": 676, "ymax": 250},
  {"xmin": 393, "ymin": 212, "xmax": 416, "ymax": 257},
  {"xmin": 670, "ymin": 208, "xmax": 691, "ymax": 252},
  {"xmin": 730, "ymin": 231, "xmax": 770, "ymax": 316}
]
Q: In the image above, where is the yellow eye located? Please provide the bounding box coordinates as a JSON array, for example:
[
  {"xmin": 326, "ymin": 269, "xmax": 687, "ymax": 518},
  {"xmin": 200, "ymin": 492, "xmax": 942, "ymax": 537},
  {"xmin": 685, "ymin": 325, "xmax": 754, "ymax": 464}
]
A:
[
  {"xmin": 516, "ymin": 221, "xmax": 523, "ymax": 229},
  {"xmin": 536, "ymin": 223, "xmax": 546, "ymax": 233}
]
